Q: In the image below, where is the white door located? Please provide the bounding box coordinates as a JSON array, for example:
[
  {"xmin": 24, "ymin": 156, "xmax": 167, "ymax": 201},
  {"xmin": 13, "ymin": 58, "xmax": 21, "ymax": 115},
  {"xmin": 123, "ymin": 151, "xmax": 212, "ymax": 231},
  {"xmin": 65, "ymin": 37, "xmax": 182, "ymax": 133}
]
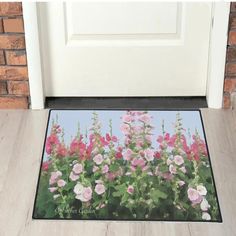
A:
[{"xmin": 37, "ymin": 2, "xmax": 212, "ymax": 97}]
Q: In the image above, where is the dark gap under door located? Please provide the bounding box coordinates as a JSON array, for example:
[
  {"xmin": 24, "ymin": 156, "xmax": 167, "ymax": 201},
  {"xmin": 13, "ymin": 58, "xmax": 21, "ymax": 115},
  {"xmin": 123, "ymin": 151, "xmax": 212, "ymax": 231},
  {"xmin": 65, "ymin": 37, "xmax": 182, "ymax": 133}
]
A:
[{"xmin": 45, "ymin": 97, "xmax": 208, "ymax": 109}]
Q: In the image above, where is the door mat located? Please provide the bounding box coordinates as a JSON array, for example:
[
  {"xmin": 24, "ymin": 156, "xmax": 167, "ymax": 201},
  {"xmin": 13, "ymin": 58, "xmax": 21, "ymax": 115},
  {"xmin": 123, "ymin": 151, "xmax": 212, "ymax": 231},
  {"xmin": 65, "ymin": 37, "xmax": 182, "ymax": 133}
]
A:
[{"xmin": 33, "ymin": 109, "xmax": 222, "ymax": 222}]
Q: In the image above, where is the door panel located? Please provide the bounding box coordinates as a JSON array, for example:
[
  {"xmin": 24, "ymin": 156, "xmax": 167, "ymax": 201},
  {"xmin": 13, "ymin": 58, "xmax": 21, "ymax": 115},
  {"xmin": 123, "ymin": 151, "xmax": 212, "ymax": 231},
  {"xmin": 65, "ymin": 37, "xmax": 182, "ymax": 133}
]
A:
[{"xmin": 38, "ymin": 2, "xmax": 212, "ymax": 96}]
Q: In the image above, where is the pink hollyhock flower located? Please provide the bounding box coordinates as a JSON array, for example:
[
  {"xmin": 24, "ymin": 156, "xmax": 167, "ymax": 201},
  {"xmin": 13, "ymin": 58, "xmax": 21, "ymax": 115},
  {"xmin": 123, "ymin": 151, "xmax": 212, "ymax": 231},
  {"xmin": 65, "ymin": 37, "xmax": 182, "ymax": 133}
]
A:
[
  {"xmin": 106, "ymin": 133, "xmax": 118, "ymax": 142},
  {"xmin": 144, "ymin": 149, "xmax": 154, "ymax": 162},
  {"xmin": 192, "ymin": 195, "xmax": 203, "ymax": 205},
  {"xmin": 179, "ymin": 166, "xmax": 186, "ymax": 173},
  {"xmin": 136, "ymin": 139, "xmax": 144, "ymax": 148},
  {"xmin": 72, "ymin": 163, "xmax": 83, "ymax": 174},
  {"xmin": 115, "ymin": 152, "xmax": 123, "ymax": 159},
  {"xmin": 127, "ymin": 185, "xmax": 134, "ymax": 194},
  {"xmin": 57, "ymin": 179, "xmax": 66, "ymax": 187},
  {"xmin": 42, "ymin": 161, "xmax": 50, "ymax": 171},
  {"xmin": 174, "ymin": 155, "xmax": 184, "ymax": 166},
  {"xmin": 95, "ymin": 183, "xmax": 106, "ymax": 195},
  {"xmin": 138, "ymin": 114, "xmax": 152, "ymax": 123},
  {"xmin": 187, "ymin": 188, "xmax": 200, "ymax": 202},
  {"xmin": 48, "ymin": 187, "xmax": 57, "ymax": 193},
  {"xmin": 99, "ymin": 136, "xmax": 109, "ymax": 146},
  {"xmin": 197, "ymin": 185, "xmax": 207, "ymax": 196},
  {"xmin": 168, "ymin": 135, "xmax": 177, "ymax": 147},
  {"xmin": 123, "ymin": 148, "xmax": 133, "ymax": 161},
  {"xmin": 125, "ymin": 137, "xmax": 131, "ymax": 146},
  {"xmin": 202, "ymin": 212, "xmax": 211, "ymax": 220},
  {"xmin": 120, "ymin": 124, "xmax": 130, "ymax": 135},
  {"xmin": 162, "ymin": 172, "xmax": 173, "ymax": 180},
  {"xmin": 169, "ymin": 164, "xmax": 177, "ymax": 174},
  {"xmin": 131, "ymin": 158, "xmax": 139, "ymax": 166},
  {"xmin": 106, "ymin": 172, "xmax": 116, "ymax": 181},
  {"xmin": 157, "ymin": 135, "xmax": 164, "ymax": 143},
  {"xmin": 76, "ymin": 187, "xmax": 93, "ymax": 202},
  {"xmin": 102, "ymin": 165, "xmax": 109, "ymax": 174},
  {"xmin": 142, "ymin": 165, "xmax": 149, "ymax": 172},
  {"xmin": 46, "ymin": 134, "xmax": 59, "ymax": 154},
  {"xmin": 154, "ymin": 151, "xmax": 161, "ymax": 159},
  {"xmin": 93, "ymin": 166, "xmax": 99, "ymax": 173},
  {"xmin": 56, "ymin": 143, "xmax": 67, "ymax": 157},
  {"xmin": 49, "ymin": 171, "xmax": 62, "ymax": 185},
  {"xmin": 145, "ymin": 135, "xmax": 152, "ymax": 143},
  {"xmin": 122, "ymin": 114, "xmax": 133, "ymax": 123},
  {"xmin": 69, "ymin": 171, "xmax": 79, "ymax": 181},
  {"xmin": 93, "ymin": 154, "xmax": 103, "ymax": 165},
  {"xmin": 130, "ymin": 166, "xmax": 136, "ymax": 172}
]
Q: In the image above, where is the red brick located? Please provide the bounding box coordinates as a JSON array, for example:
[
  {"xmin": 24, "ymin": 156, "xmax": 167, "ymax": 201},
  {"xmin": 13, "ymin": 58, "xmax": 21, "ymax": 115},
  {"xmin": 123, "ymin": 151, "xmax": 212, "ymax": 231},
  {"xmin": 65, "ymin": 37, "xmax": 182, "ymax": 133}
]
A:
[
  {"xmin": 230, "ymin": 15, "xmax": 236, "ymax": 30},
  {"xmin": 228, "ymin": 31, "xmax": 236, "ymax": 45},
  {"xmin": 0, "ymin": 81, "xmax": 7, "ymax": 95},
  {"xmin": 0, "ymin": 66, "xmax": 28, "ymax": 80},
  {"xmin": 231, "ymin": 3, "xmax": 236, "ymax": 13},
  {"xmin": 8, "ymin": 81, "xmax": 29, "ymax": 95},
  {"xmin": 5, "ymin": 50, "xmax": 26, "ymax": 65},
  {"xmin": 0, "ymin": 3, "xmax": 22, "ymax": 16},
  {"xmin": 0, "ymin": 18, "xmax": 3, "ymax": 33},
  {"xmin": 3, "ymin": 17, "xmax": 24, "ymax": 33},
  {"xmin": 227, "ymin": 47, "xmax": 236, "ymax": 62},
  {"xmin": 225, "ymin": 63, "xmax": 236, "ymax": 76},
  {"xmin": 0, "ymin": 50, "xmax": 5, "ymax": 64},
  {"xmin": 0, "ymin": 35, "xmax": 25, "ymax": 49},
  {"xmin": 0, "ymin": 97, "xmax": 28, "ymax": 109},
  {"xmin": 224, "ymin": 78, "xmax": 236, "ymax": 93},
  {"xmin": 223, "ymin": 94, "xmax": 231, "ymax": 109}
]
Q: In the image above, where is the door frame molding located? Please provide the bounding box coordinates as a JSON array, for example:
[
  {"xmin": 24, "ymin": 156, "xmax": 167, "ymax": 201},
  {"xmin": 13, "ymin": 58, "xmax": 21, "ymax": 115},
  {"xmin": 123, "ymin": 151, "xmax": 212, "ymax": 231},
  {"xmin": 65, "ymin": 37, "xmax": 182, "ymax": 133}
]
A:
[{"xmin": 22, "ymin": 2, "xmax": 230, "ymax": 109}]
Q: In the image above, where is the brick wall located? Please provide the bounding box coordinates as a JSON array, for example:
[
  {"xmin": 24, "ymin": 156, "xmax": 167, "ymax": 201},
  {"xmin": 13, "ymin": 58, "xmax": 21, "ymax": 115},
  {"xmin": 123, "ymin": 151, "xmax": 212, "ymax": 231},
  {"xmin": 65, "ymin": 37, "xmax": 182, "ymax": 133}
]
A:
[
  {"xmin": 224, "ymin": 3, "xmax": 236, "ymax": 108},
  {"xmin": 0, "ymin": 2, "xmax": 29, "ymax": 109}
]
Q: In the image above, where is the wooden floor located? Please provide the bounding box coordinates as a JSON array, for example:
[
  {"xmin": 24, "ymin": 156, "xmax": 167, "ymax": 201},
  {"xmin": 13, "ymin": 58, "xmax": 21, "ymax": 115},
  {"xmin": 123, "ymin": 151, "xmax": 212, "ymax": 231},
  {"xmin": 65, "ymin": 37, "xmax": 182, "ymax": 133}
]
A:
[{"xmin": 0, "ymin": 109, "xmax": 236, "ymax": 236}]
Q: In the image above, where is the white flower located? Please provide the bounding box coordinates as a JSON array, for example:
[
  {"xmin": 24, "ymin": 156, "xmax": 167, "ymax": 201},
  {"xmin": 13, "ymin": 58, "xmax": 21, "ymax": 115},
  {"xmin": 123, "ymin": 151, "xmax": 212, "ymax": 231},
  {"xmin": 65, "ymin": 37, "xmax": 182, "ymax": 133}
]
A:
[
  {"xmin": 197, "ymin": 185, "xmax": 207, "ymax": 196},
  {"xmin": 200, "ymin": 198, "xmax": 210, "ymax": 211},
  {"xmin": 74, "ymin": 182, "xmax": 84, "ymax": 195},
  {"xmin": 202, "ymin": 212, "xmax": 211, "ymax": 220}
]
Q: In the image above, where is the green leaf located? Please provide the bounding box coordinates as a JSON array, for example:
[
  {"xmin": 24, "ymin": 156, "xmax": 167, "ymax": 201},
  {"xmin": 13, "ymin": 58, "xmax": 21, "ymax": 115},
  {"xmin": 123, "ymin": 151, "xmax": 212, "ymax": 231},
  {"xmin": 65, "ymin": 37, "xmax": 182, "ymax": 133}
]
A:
[
  {"xmin": 150, "ymin": 189, "xmax": 168, "ymax": 201},
  {"xmin": 110, "ymin": 163, "xmax": 119, "ymax": 172}
]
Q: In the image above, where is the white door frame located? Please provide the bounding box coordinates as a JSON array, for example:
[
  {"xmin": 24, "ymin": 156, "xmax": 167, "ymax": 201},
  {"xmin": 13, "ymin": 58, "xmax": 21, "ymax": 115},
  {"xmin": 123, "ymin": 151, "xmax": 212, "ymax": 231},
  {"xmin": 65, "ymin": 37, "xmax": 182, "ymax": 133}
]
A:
[{"xmin": 22, "ymin": 2, "xmax": 230, "ymax": 109}]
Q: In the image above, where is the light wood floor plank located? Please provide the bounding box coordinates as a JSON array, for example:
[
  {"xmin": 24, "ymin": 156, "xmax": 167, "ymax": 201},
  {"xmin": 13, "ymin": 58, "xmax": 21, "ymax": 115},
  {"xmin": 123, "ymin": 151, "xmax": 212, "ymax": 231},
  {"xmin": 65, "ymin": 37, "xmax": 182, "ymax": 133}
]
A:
[{"xmin": 0, "ymin": 109, "xmax": 235, "ymax": 236}]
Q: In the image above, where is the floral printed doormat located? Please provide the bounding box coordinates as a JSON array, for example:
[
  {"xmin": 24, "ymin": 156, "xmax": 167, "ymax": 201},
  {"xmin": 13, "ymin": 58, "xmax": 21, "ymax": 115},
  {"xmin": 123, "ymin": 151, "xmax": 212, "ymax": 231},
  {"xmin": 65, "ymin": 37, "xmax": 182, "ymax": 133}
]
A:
[{"xmin": 33, "ymin": 109, "xmax": 222, "ymax": 222}]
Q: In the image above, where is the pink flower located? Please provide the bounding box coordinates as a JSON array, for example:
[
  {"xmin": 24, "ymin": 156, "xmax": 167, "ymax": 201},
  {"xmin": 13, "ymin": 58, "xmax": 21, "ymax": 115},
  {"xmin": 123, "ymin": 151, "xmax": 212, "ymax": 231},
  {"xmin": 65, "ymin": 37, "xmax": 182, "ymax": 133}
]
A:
[
  {"xmin": 174, "ymin": 155, "xmax": 184, "ymax": 166},
  {"xmin": 48, "ymin": 187, "xmax": 57, "ymax": 193},
  {"xmin": 57, "ymin": 179, "xmax": 66, "ymax": 187},
  {"xmin": 123, "ymin": 149, "xmax": 133, "ymax": 161},
  {"xmin": 187, "ymin": 188, "xmax": 200, "ymax": 202},
  {"xmin": 49, "ymin": 171, "xmax": 62, "ymax": 185},
  {"xmin": 115, "ymin": 152, "xmax": 123, "ymax": 159},
  {"xmin": 122, "ymin": 114, "xmax": 133, "ymax": 123},
  {"xmin": 145, "ymin": 135, "xmax": 152, "ymax": 143},
  {"xmin": 169, "ymin": 164, "xmax": 177, "ymax": 174},
  {"xmin": 106, "ymin": 133, "xmax": 118, "ymax": 142},
  {"xmin": 95, "ymin": 184, "xmax": 106, "ymax": 195},
  {"xmin": 166, "ymin": 158, "xmax": 173, "ymax": 165},
  {"xmin": 93, "ymin": 154, "xmax": 103, "ymax": 165},
  {"xmin": 102, "ymin": 165, "xmax": 109, "ymax": 174},
  {"xmin": 93, "ymin": 166, "xmax": 99, "ymax": 173},
  {"xmin": 42, "ymin": 161, "xmax": 50, "ymax": 171},
  {"xmin": 74, "ymin": 182, "xmax": 84, "ymax": 195},
  {"xmin": 127, "ymin": 185, "xmax": 134, "ymax": 194},
  {"xmin": 120, "ymin": 124, "xmax": 130, "ymax": 135},
  {"xmin": 69, "ymin": 171, "xmax": 79, "ymax": 181},
  {"xmin": 138, "ymin": 114, "xmax": 152, "ymax": 123},
  {"xmin": 144, "ymin": 149, "xmax": 154, "ymax": 162},
  {"xmin": 80, "ymin": 187, "xmax": 93, "ymax": 202},
  {"xmin": 73, "ymin": 163, "xmax": 83, "ymax": 174},
  {"xmin": 46, "ymin": 134, "xmax": 59, "ymax": 154},
  {"xmin": 131, "ymin": 158, "xmax": 145, "ymax": 167},
  {"xmin": 56, "ymin": 143, "xmax": 67, "ymax": 157}
]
